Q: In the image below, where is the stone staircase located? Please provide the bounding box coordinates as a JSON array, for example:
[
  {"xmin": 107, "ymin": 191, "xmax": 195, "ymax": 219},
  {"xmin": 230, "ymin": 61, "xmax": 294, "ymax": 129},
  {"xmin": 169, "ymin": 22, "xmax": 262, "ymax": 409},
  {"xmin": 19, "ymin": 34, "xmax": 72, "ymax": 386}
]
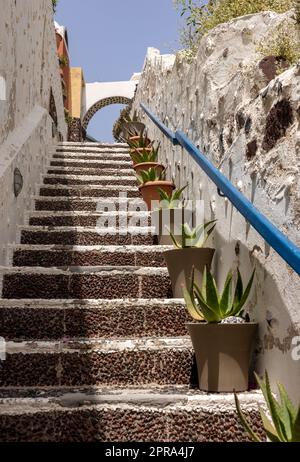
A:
[{"xmin": 0, "ymin": 142, "xmax": 263, "ymax": 442}]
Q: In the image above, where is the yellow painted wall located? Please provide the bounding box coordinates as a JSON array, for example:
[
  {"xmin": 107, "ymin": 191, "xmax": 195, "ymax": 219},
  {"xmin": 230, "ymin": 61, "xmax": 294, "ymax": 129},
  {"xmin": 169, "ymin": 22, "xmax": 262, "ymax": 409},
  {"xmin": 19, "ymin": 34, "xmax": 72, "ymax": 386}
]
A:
[{"xmin": 70, "ymin": 68, "xmax": 85, "ymax": 118}]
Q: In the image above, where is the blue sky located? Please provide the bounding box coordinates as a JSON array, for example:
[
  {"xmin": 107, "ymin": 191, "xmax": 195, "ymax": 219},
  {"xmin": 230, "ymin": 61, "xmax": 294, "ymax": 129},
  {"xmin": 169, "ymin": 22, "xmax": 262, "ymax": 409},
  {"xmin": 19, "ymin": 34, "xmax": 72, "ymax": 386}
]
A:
[{"xmin": 55, "ymin": 0, "xmax": 181, "ymax": 141}]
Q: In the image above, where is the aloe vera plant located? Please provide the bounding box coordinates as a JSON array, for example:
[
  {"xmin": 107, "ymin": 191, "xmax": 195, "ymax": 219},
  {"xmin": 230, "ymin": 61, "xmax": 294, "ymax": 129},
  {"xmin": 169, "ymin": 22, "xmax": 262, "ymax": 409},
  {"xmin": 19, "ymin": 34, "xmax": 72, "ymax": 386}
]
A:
[
  {"xmin": 169, "ymin": 221, "xmax": 216, "ymax": 249},
  {"xmin": 158, "ymin": 185, "xmax": 188, "ymax": 209},
  {"xmin": 130, "ymin": 143, "xmax": 160, "ymax": 164},
  {"xmin": 127, "ymin": 132, "xmax": 152, "ymax": 149},
  {"xmin": 235, "ymin": 371, "xmax": 300, "ymax": 442},
  {"xmin": 136, "ymin": 167, "xmax": 166, "ymax": 185},
  {"xmin": 184, "ymin": 266, "xmax": 255, "ymax": 322}
]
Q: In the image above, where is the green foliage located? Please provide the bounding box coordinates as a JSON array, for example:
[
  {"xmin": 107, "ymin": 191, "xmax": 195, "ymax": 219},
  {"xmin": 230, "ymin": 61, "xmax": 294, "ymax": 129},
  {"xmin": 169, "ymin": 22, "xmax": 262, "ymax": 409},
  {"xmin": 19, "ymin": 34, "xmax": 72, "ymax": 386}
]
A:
[
  {"xmin": 59, "ymin": 56, "xmax": 69, "ymax": 67},
  {"xmin": 174, "ymin": 0, "xmax": 293, "ymax": 52},
  {"xmin": 235, "ymin": 371, "xmax": 300, "ymax": 442},
  {"xmin": 158, "ymin": 185, "xmax": 188, "ymax": 209},
  {"xmin": 127, "ymin": 133, "xmax": 153, "ymax": 149},
  {"xmin": 257, "ymin": 20, "xmax": 300, "ymax": 67},
  {"xmin": 52, "ymin": 0, "xmax": 58, "ymax": 12},
  {"xmin": 113, "ymin": 105, "xmax": 132, "ymax": 141},
  {"xmin": 169, "ymin": 221, "xmax": 216, "ymax": 249},
  {"xmin": 184, "ymin": 266, "xmax": 255, "ymax": 323},
  {"xmin": 136, "ymin": 167, "xmax": 166, "ymax": 185},
  {"xmin": 130, "ymin": 144, "xmax": 160, "ymax": 164}
]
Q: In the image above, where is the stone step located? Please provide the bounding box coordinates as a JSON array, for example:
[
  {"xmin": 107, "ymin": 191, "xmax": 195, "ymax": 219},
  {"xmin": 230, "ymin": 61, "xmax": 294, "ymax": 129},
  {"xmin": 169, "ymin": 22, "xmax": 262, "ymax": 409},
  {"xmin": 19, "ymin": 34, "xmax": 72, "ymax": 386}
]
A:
[
  {"xmin": 12, "ymin": 244, "xmax": 169, "ymax": 267},
  {"xmin": 1, "ymin": 266, "xmax": 171, "ymax": 299},
  {"xmin": 27, "ymin": 211, "xmax": 151, "ymax": 227},
  {"xmin": 39, "ymin": 184, "xmax": 140, "ymax": 198},
  {"xmin": 47, "ymin": 166, "xmax": 134, "ymax": 176},
  {"xmin": 0, "ymin": 338, "xmax": 193, "ymax": 387},
  {"xmin": 20, "ymin": 226, "xmax": 156, "ymax": 245},
  {"xmin": 0, "ymin": 299, "xmax": 186, "ymax": 340},
  {"xmin": 56, "ymin": 142, "xmax": 128, "ymax": 149},
  {"xmin": 43, "ymin": 174, "xmax": 137, "ymax": 187},
  {"xmin": 34, "ymin": 196, "xmax": 146, "ymax": 212},
  {"xmin": 50, "ymin": 159, "xmax": 132, "ymax": 169},
  {"xmin": 0, "ymin": 387, "xmax": 263, "ymax": 442},
  {"xmin": 53, "ymin": 153, "xmax": 131, "ymax": 162}
]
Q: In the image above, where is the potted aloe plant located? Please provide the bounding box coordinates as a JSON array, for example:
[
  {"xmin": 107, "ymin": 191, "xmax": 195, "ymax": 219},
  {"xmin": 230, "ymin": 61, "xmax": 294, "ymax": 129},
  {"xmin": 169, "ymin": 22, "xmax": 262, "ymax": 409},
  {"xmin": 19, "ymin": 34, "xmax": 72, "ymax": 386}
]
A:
[
  {"xmin": 184, "ymin": 266, "xmax": 257, "ymax": 392},
  {"xmin": 127, "ymin": 131, "xmax": 153, "ymax": 154},
  {"xmin": 235, "ymin": 371, "xmax": 300, "ymax": 442},
  {"xmin": 131, "ymin": 144, "xmax": 164, "ymax": 175},
  {"xmin": 152, "ymin": 185, "xmax": 193, "ymax": 245},
  {"xmin": 136, "ymin": 167, "xmax": 175, "ymax": 211},
  {"xmin": 121, "ymin": 111, "xmax": 146, "ymax": 141},
  {"xmin": 163, "ymin": 222, "xmax": 216, "ymax": 297}
]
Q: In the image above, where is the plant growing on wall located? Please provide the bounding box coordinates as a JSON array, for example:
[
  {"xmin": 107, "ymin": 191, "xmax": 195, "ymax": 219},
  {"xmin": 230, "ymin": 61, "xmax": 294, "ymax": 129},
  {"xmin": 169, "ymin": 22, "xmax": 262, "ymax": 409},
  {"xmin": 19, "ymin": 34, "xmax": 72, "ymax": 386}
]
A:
[
  {"xmin": 235, "ymin": 371, "xmax": 300, "ymax": 442},
  {"xmin": 257, "ymin": 20, "xmax": 300, "ymax": 69},
  {"xmin": 174, "ymin": 0, "xmax": 294, "ymax": 55},
  {"xmin": 52, "ymin": 0, "xmax": 58, "ymax": 12}
]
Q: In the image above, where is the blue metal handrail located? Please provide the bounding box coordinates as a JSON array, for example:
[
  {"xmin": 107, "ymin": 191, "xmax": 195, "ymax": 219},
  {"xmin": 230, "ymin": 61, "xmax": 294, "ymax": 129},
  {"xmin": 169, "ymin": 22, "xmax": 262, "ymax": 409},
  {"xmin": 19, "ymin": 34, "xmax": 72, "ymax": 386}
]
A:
[{"xmin": 140, "ymin": 103, "xmax": 300, "ymax": 276}]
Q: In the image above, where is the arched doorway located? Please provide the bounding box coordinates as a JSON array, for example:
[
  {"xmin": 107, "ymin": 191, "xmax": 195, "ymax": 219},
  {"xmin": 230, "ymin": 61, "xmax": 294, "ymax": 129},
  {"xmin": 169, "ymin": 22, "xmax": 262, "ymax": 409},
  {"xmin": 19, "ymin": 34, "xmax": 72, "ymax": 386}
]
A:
[{"xmin": 82, "ymin": 96, "xmax": 132, "ymax": 130}]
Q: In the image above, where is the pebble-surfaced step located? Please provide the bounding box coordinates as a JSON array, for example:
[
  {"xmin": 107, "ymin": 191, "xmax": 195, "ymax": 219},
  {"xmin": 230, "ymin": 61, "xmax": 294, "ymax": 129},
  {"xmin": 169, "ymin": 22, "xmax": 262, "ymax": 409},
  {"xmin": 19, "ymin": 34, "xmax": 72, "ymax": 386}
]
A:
[
  {"xmin": 0, "ymin": 338, "xmax": 194, "ymax": 387},
  {"xmin": 43, "ymin": 174, "xmax": 137, "ymax": 187},
  {"xmin": 12, "ymin": 244, "xmax": 170, "ymax": 267},
  {"xmin": 39, "ymin": 184, "xmax": 141, "ymax": 198},
  {"xmin": 0, "ymin": 299, "xmax": 187, "ymax": 340},
  {"xmin": 34, "ymin": 197, "xmax": 146, "ymax": 212},
  {"xmin": 0, "ymin": 387, "xmax": 264, "ymax": 442},
  {"xmin": 47, "ymin": 167, "xmax": 135, "ymax": 176},
  {"xmin": 27, "ymin": 210, "xmax": 151, "ymax": 227},
  {"xmin": 20, "ymin": 226, "xmax": 156, "ymax": 245},
  {"xmin": 1, "ymin": 266, "xmax": 172, "ymax": 299}
]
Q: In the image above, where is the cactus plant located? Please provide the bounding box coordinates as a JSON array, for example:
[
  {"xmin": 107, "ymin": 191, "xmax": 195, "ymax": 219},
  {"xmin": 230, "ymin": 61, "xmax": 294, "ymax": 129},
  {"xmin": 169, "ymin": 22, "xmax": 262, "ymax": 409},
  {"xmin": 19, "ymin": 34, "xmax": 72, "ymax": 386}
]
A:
[
  {"xmin": 158, "ymin": 185, "xmax": 188, "ymax": 209},
  {"xmin": 136, "ymin": 167, "xmax": 166, "ymax": 185},
  {"xmin": 130, "ymin": 144, "xmax": 160, "ymax": 164},
  {"xmin": 184, "ymin": 266, "xmax": 255, "ymax": 323},
  {"xmin": 169, "ymin": 221, "xmax": 216, "ymax": 249},
  {"xmin": 235, "ymin": 371, "xmax": 300, "ymax": 442}
]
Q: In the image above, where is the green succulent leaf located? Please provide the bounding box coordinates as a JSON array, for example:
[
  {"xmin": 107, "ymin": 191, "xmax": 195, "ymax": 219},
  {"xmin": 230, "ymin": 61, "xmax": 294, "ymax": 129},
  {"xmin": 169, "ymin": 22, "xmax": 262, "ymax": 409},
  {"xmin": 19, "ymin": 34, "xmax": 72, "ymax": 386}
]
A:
[
  {"xmin": 234, "ymin": 393, "xmax": 262, "ymax": 443},
  {"xmin": 234, "ymin": 269, "xmax": 255, "ymax": 315},
  {"xmin": 219, "ymin": 271, "xmax": 233, "ymax": 316}
]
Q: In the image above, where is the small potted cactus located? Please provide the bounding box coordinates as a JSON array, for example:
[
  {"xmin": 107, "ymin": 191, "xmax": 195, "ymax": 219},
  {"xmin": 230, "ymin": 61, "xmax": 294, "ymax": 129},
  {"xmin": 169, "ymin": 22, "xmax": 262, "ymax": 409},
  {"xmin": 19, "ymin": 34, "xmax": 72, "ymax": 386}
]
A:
[
  {"xmin": 163, "ymin": 222, "xmax": 216, "ymax": 297},
  {"xmin": 151, "ymin": 185, "xmax": 193, "ymax": 245},
  {"xmin": 136, "ymin": 167, "xmax": 175, "ymax": 211},
  {"xmin": 131, "ymin": 144, "xmax": 164, "ymax": 175},
  {"xmin": 184, "ymin": 266, "xmax": 257, "ymax": 392}
]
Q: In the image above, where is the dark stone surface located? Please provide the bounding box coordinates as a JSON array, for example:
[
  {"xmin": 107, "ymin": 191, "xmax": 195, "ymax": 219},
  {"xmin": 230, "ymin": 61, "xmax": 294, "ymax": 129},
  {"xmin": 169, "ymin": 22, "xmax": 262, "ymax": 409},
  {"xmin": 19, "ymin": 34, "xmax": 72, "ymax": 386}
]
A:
[
  {"xmin": 262, "ymin": 99, "xmax": 294, "ymax": 151},
  {"xmin": 2, "ymin": 272, "xmax": 171, "ymax": 299},
  {"xmin": 0, "ymin": 307, "xmax": 64, "ymax": 340},
  {"xmin": 0, "ymin": 407, "xmax": 264, "ymax": 442},
  {"xmin": 0, "ymin": 354, "xmax": 59, "ymax": 387},
  {"xmin": 259, "ymin": 55, "xmax": 288, "ymax": 84},
  {"xmin": 43, "ymin": 177, "xmax": 136, "ymax": 186},
  {"xmin": 0, "ymin": 303, "xmax": 188, "ymax": 340},
  {"xmin": 13, "ymin": 249, "xmax": 165, "ymax": 268},
  {"xmin": 28, "ymin": 215, "xmax": 151, "ymax": 227},
  {"xmin": 50, "ymin": 161, "xmax": 131, "ymax": 169},
  {"xmin": 35, "ymin": 200, "xmax": 98, "ymax": 211},
  {"xmin": 60, "ymin": 349, "xmax": 193, "ymax": 387},
  {"xmin": 40, "ymin": 187, "xmax": 141, "ymax": 198},
  {"xmin": 21, "ymin": 230, "xmax": 155, "ymax": 246},
  {"xmin": 246, "ymin": 140, "xmax": 258, "ymax": 160}
]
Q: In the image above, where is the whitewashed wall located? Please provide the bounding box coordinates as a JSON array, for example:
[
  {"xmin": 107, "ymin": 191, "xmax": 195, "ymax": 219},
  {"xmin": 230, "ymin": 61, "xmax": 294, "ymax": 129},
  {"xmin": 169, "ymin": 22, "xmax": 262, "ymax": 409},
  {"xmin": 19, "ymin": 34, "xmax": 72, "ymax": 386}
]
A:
[
  {"xmin": 0, "ymin": 0, "xmax": 66, "ymax": 264},
  {"xmin": 133, "ymin": 11, "xmax": 300, "ymax": 402}
]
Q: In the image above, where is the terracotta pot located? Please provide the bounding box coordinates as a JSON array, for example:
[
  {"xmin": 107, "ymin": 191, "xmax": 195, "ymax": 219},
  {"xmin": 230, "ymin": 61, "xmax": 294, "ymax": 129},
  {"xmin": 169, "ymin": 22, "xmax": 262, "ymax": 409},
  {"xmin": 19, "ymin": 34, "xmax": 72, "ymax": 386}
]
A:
[
  {"xmin": 134, "ymin": 163, "xmax": 165, "ymax": 176},
  {"xmin": 151, "ymin": 208, "xmax": 193, "ymax": 245},
  {"xmin": 139, "ymin": 181, "xmax": 175, "ymax": 211},
  {"xmin": 163, "ymin": 247, "xmax": 215, "ymax": 298},
  {"xmin": 187, "ymin": 322, "xmax": 258, "ymax": 392}
]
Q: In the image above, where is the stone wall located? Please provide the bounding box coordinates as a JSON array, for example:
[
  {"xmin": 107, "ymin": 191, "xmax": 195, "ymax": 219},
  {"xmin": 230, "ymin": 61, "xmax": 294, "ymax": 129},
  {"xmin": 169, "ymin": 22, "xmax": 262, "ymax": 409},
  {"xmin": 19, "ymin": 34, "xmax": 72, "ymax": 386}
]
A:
[
  {"xmin": 0, "ymin": 0, "xmax": 66, "ymax": 264},
  {"xmin": 133, "ymin": 11, "xmax": 300, "ymax": 402}
]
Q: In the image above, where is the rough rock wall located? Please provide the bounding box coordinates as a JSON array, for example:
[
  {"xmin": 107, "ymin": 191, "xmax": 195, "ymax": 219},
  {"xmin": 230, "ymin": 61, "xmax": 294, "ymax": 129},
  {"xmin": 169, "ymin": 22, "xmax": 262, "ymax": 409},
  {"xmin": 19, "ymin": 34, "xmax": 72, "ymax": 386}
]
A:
[
  {"xmin": 0, "ymin": 0, "xmax": 66, "ymax": 264},
  {"xmin": 133, "ymin": 11, "xmax": 300, "ymax": 401}
]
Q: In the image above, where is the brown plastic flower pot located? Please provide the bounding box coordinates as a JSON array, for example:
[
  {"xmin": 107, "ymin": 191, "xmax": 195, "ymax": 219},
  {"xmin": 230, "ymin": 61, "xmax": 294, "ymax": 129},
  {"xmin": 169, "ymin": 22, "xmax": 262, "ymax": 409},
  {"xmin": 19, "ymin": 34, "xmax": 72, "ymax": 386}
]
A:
[
  {"xmin": 151, "ymin": 208, "xmax": 193, "ymax": 245},
  {"xmin": 163, "ymin": 247, "xmax": 215, "ymax": 298},
  {"xmin": 187, "ymin": 322, "xmax": 258, "ymax": 392},
  {"xmin": 133, "ymin": 163, "xmax": 165, "ymax": 176},
  {"xmin": 139, "ymin": 181, "xmax": 175, "ymax": 211}
]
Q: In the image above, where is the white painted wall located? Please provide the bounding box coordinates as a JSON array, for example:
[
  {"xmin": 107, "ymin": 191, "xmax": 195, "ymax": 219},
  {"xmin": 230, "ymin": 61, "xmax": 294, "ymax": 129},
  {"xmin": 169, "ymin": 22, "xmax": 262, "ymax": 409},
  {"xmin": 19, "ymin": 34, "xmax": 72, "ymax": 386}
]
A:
[
  {"xmin": 133, "ymin": 11, "xmax": 300, "ymax": 402},
  {"xmin": 0, "ymin": 0, "xmax": 66, "ymax": 265},
  {"xmin": 85, "ymin": 80, "xmax": 137, "ymax": 113}
]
